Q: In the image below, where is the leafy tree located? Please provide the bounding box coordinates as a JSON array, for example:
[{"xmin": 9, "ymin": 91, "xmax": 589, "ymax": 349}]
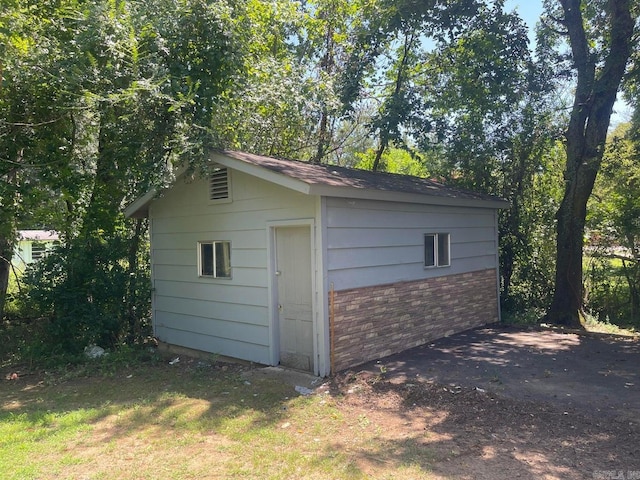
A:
[
  {"xmin": 543, "ymin": 0, "xmax": 637, "ymax": 327},
  {"xmin": 368, "ymin": 29, "xmax": 423, "ymax": 171},
  {"xmin": 329, "ymin": 0, "xmax": 566, "ymax": 311},
  {"xmin": 1, "ymin": 0, "xmax": 252, "ymax": 352},
  {"xmin": 0, "ymin": 1, "xmax": 79, "ymax": 319},
  {"xmin": 209, "ymin": 0, "xmax": 373, "ymax": 164},
  {"xmin": 301, "ymin": 0, "xmax": 365, "ymax": 163},
  {"xmin": 587, "ymin": 123, "xmax": 640, "ymax": 324},
  {"xmin": 410, "ymin": 1, "xmax": 563, "ymax": 309},
  {"xmin": 354, "ymin": 147, "xmax": 428, "ymax": 176}
]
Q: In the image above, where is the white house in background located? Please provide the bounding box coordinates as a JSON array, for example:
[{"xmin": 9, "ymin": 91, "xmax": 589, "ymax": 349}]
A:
[
  {"xmin": 125, "ymin": 150, "xmax": 508, "ymax": 376},
  {"xmin": 13, "ymin": 230, "xmax": 60, "ymax": 271}
]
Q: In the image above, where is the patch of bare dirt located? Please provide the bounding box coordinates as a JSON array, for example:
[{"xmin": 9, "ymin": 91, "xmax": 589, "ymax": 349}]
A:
[
  {"xmin": 331, "ymin": 325, "xmax": 640, "ymax": 479},
  {"xmin": 330, "ymin": 361, "xmax": 640, "ymax": 479}
]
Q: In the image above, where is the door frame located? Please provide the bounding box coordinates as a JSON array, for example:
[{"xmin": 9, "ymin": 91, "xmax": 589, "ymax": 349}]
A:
[{"xmin": 267, "ymin": 219, "xmax": 318, "ymax": 373}]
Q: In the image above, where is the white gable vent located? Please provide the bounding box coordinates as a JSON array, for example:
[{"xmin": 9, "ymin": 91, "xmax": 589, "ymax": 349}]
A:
[{"xmin": 209, "ymin": 165, "xmax": 230, "ymax": 201}]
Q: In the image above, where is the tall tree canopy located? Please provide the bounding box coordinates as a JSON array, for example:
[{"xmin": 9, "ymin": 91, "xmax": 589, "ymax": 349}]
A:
[
  {"xmin": 3, "ymin": 0, "xmax": 640, "ymax": 343},
  {"xmin": 0, "ymin": 0, "xmax": 252, "ymax": 339},
  {"xmin": 543, "ymin": 0, "xmax": 638, "ymax": 327}
]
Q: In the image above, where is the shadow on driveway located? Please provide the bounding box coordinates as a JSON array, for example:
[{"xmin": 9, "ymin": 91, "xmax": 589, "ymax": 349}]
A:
[{"xmin": 356, "ymin": 325, "xmax": 640, "ymax": 420}]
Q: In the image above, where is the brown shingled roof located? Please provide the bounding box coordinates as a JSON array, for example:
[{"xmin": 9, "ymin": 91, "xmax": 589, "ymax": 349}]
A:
[
  {"xmin": 221, "ymin": 150, "xmax": 505, "ymax": 204},
  {"xmin": 125, "ymin": 150, "xmax": 508, "ymax": 219}
]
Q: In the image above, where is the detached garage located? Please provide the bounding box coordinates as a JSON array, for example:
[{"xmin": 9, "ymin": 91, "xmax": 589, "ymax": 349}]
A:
[{"xmin": 125, "ymin": 150, "xmax": 508, "ymax": 376}]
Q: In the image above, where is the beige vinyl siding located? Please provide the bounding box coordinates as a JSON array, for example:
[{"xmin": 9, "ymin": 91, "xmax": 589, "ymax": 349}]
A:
[
  {"xmin": 325, "ymin": 197, "xmax": 498, "ymax": 290},
  {"xmin": 149, "ymin": 171, "xmax": 315, "ymax": 364}
]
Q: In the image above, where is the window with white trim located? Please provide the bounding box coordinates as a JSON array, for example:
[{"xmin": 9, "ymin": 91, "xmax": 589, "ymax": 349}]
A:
[
  {"xmin": 198, "ymin": 241, "xmax": 231, "ymax": 278},
  {"xmin": 209, "ymin": 165, "xmax": 230, "ymax": 202},
  {"xmin": 424, "ymin": 233, "xmax": 450, "ymax": 268}
]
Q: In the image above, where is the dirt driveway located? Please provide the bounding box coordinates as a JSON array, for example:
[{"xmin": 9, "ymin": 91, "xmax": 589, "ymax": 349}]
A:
[
  {"xmin": 331, "ymin": 325, "xmax": 639, "ymax": 479},
  {"xmin": 357, "ymin": 325, "xmax": 640, "ymax": 421}
]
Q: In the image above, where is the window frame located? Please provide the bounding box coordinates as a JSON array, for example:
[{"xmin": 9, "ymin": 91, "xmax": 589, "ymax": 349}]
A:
[
  {"xmin": 424, "ymin": 233, "xmax": 450, "ymax": 268},
  {"xmin": 198, "ymin": 240, "xmax": 232, "ymax": 279}
]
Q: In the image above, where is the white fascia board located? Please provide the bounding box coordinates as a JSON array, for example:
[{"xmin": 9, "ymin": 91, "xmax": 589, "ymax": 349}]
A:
[
  {"xmin": 124, "ymin": 188, "xmax": 157, "ymax": 218},
  {"xmin": 307, "ymin": 184, "xmax": 510, "ymax": 209},
  {"xmin": 209, "ymin": 151, "xmax": 313, "ymax": 195}
]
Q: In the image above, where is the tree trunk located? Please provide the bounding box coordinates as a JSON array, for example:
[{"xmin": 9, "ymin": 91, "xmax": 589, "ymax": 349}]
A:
[
  {"xmin": 546, "ymin": 0, "xmax": 634, "ymax": 327},
  {"xmin": 81, "ymin": 104, "xmax": 127, "ymax": 238},
  {"xmin": 0, "ymin": 237, "xmax": 12, "ymax": 320},
  {"xmin": 372, "ymin": 32, "xmax": 414, "ymax": 172},
  {"xmin": 312, "ymin": 15, "xmax": 335, "ymax": 165},
  {"xmin": 313, "ymin": 109, "xmax": 329, "ymax": 164},
  {"xmin": 371, "ymin": 137, "xmax": 387, "ymax": 172},
  {"xmin": 0, "ymin": 167, "xmax": 18, "ymax": 321}
]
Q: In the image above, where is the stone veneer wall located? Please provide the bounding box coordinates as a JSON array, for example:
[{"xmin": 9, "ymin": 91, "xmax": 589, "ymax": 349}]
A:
[{"xmin": 331, "ymin": 268, "xmax": 499, "ymax": 372}]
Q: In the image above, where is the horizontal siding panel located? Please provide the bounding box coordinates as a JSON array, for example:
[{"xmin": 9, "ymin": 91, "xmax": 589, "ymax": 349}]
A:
[
  {"xmin": 329, "ymin": 260, "xmax": 497, "ymax": 291},
  {"xmin": 327, "ymin": 226, "xmax": 495, "ymax": 250},
  {"xmin": 452, "ymin": 227, "xmax": 496, "ymax": 243},
  {"xmin": 327, "ymin": 206, "xmax": 495, "ymax": 229},
  {"xmin": 454, "ymin": 240, "xmax": 496, "ymax": 259},
  {"xmin": 154, "ymin": 280, "xmax": 268, "ymax": 307},
  {"xmin": 232, "ymin": 173, "xmax": 306, "ymax": 201},
  {"xmin": 326, "ymin": 197, "xmax": 495, "ymax": 215},
  {"xmin": 152, "ymin": 206, "xmax": 313, "ymax": 235},
  {"xmin": 324, "ymin": 193, "xmax": 497, "ymax": 290},
  {"xmin": 154, "ymin": 264, "xmax": 267, "ymax": 287},
  {"xmin": 151, "ymin": 174, "xmax": 314, "ymax": 221},
  {"xmin": 152, "ymin": 230, "xmax": 267, "ymax": 251},
  {"xmin": 155, "ymin": 194, "xmax": 314, "ymax": 219},
  {"xmin": 155, "ymin": 309, "xmax": 269, "ymax": 345},
  {"xmin": 328, "ymin": 245, "xmax": 420, "ymax": 270},
  {"xmin": 328, "ymin": 241, "xmax": 497, "ymax": 269},
  {"xmin": 328, "ymin": 228, "xmax": 423, "ymax": 249},
  {"xmin": 153, "ymin": 247, "xmax": 266, "ymax": 269},
  {"xmin": 155, "ymin": 323, "xmax": 271, "ymax": 365},
  {"xmin": 229, "ymin": 248, "xmax": 267, "ymax": 269},
  {"xmin": 155, "ymin": 296, "xmax": 268, "ymax": 327},
  {"xmin": 153, "ymin": 249, "xmax": 195, "ymax": 267}
]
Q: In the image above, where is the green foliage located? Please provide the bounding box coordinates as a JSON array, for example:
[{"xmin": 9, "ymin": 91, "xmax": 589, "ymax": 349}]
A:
[
  {"xmin": 500, "ymin": 141, "xmax": 566, "ymax": 314},
  {"xmin": 18, "ymin": 221, "xmax": 151, "ymax": 355},
  {"xmin": 2, "ymin": 0, "xmax": 637, "ymax": 350},
  {"xmin": 586, "ymin": 123, "xmax": 640, "ymax": 326},
  {"xmin": 354, "ymin": 147, "xmax": 428, "ymax": 177},
  {"xmin": 1, "ymin": 0, "xmax": 250, "ymax": 354}
]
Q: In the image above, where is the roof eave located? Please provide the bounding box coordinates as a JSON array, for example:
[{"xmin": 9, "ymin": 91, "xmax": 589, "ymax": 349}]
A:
[
  {"xmin": 124, "ymin": 188, "xmax": 157, "ymax": 219},
  {"xmin": 307, "ymin": 184, "xmax": 510, "ymax": 209}
]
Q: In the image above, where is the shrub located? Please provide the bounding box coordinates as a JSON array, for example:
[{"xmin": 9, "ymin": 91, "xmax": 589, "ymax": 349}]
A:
[{"xmin": 18, "ymin": 228, "xmax": 151, "ymax": 356}]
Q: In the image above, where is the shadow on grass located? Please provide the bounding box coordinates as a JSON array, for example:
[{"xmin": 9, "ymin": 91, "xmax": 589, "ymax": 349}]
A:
[
  {"xmin": 2, "ymin": 338, "xmax": 640, "ymax": 480},
  {"xmin": 0, "ymin": 359, "xmax": 292, "ymax": 444}
]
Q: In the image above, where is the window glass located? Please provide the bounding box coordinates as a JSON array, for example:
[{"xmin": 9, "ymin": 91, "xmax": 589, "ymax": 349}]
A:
[
  {"xmin": 438, "ymin": 233, "xmax": 450, "ymax": 266},
  {"xmin": 200, "ymin": 243, "xmax": 214, "ymax": 276},
  {"xmin": 214, "ymin": 241, "xmax": 231, "ymax": 278},
  {"xmin": 424, "ymin": 234, "xmax": 436, "ymax": 267},
  {"xmin": 199, "ymin": 241, "xmax": 231, "ymax": 278},
  {"xmin": 424, "ymin": 233, "xmax": 450, "ymax": 268}
]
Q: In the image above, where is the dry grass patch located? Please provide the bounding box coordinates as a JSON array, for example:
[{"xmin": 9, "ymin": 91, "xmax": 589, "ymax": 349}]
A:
[
  {"xmin": 0, "ymin": 360, "xmax": 443, "ymax": 480},
  {"xmin": 5, "ymin": 355, "xmax": 638, "ymax": 479}
]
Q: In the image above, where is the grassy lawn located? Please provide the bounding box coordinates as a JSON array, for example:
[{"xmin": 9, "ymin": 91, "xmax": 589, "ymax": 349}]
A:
[{"xmin": 0, "ymin": 359, "xmax": 440, "ymax": 480}]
